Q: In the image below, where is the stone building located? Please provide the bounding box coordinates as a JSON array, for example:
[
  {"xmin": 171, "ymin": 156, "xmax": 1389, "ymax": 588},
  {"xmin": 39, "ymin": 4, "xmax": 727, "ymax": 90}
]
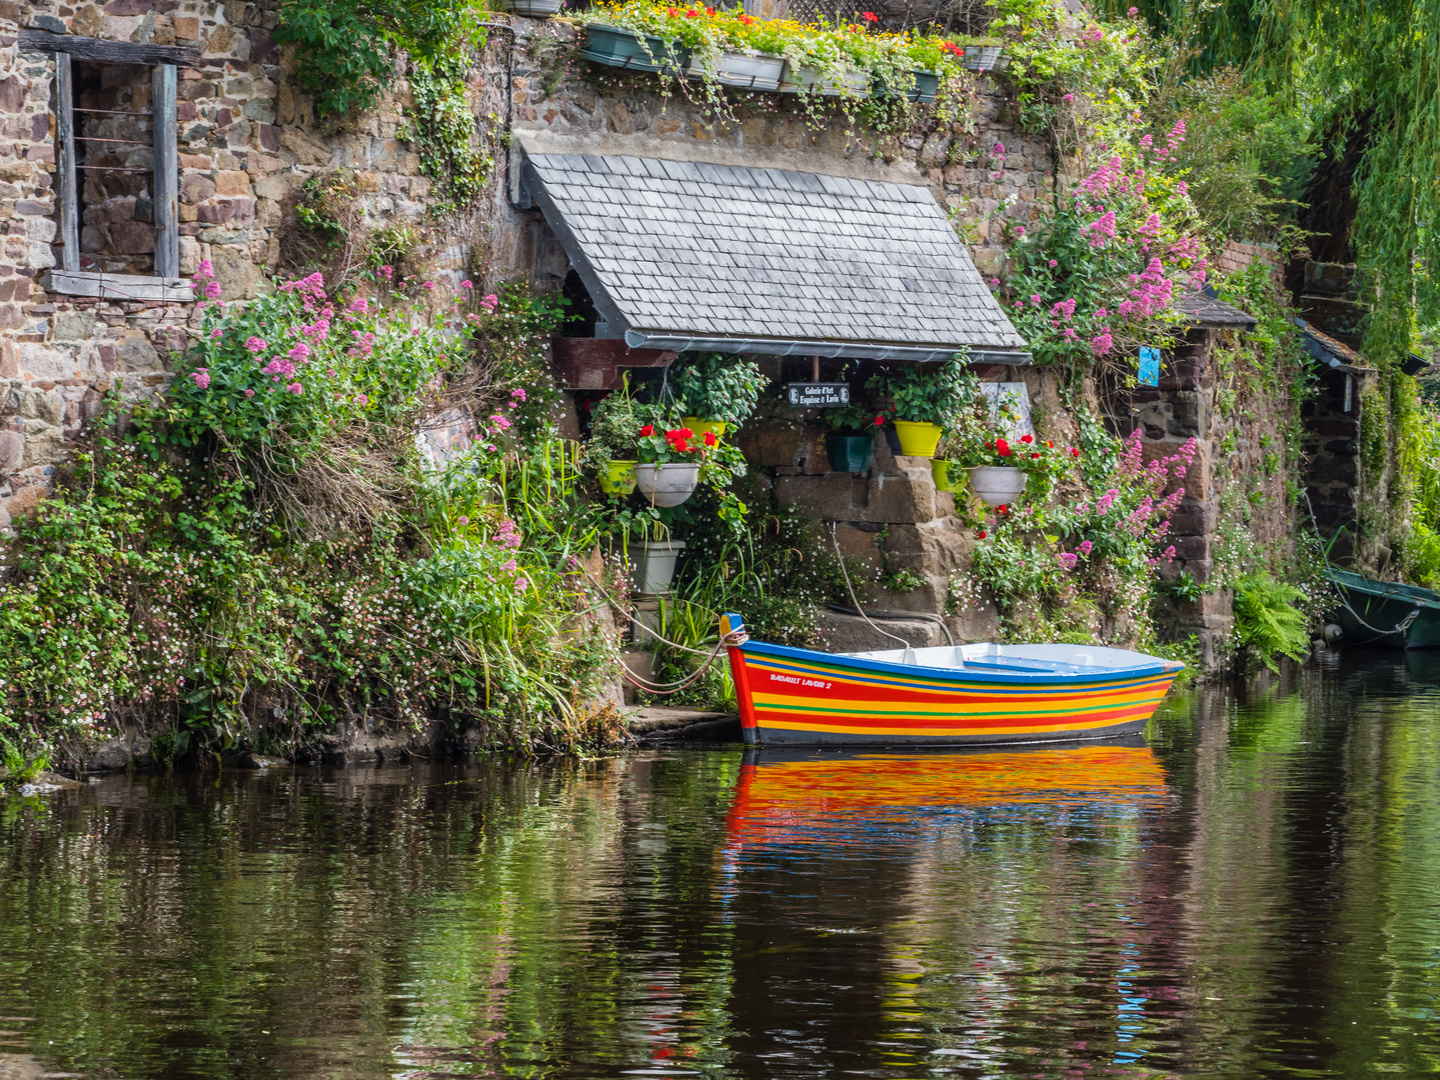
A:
[{"xmin": 0, "ymin": 2, "xmax": 1297, "ymax": 668}]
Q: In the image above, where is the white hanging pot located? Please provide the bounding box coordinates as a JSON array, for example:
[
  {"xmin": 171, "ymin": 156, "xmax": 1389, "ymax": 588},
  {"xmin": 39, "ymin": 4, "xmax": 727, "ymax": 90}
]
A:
[
  {"xmin": 634, "ymin": 463, "xmax": 700, "ymax": 507},
  {"xmin": 966, "ymin": 465, "xmax": 1028, "ymax": 507}
]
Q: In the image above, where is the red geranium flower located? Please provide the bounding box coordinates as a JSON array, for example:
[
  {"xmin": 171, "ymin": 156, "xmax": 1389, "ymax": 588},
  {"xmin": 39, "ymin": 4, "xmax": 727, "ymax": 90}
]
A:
[
  {"xmin": 977, "ymin": 530, "xmax": 987, "ymax": 539},
  {"xmin": 1020, "ymin": 434, "xmax": 1033, "ymax": 444},
  {"xmin": 996, "ymin": 438, "xmax": 1012, "ymax": 457},
  {"xmin": 1070, "ymin": 447, "xmax": 1080, "ymax": 458},
  {"xmin": 640, "ymin": 424, "xmax": 654, "ymax": 437},
  {"xmin": 861, "ymin": 10, "xmax": 878, "ymax": 19},
  {"xmin": 704, "ymin": 430, "xmax": 718, "ymax": 447},
  {"xmin": 1030, "ymin": 452, "xmax": 1040, "ymax": 459},
  {"xmin": 874, "ymin": 415, "xmax": 886, "ymax": 426},
  {"xmin": 677, "ymin": 427, "xmax": 694, "ymax": 439},
  {"xmin": 1045, "ymin": 440, "xmax": 1053, "ymax": 448}
]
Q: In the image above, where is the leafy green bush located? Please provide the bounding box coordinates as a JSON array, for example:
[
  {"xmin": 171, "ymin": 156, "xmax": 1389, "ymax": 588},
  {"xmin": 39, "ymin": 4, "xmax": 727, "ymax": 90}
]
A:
[
  {"xmin": 0, "ymin": 265, "xmax": 617, "ymax": 753},
  {"xmin": 670, "ymin": 354, "xmax": 766, "ymax": 428},
  {"xmin": 1158, "ymin": 70, "xmax": 1315, "ymax": 242},
  {"xmin": 1234, "ymin": 573, "xmax": 1311, "ymax": 671},
  {"xmin": 276, "ymin": 0, "xmax": 486, "ymax": 119}
]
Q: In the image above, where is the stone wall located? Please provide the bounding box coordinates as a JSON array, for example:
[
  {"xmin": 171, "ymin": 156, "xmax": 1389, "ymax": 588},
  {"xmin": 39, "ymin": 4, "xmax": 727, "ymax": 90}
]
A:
[{"xmin": 0, "ymin": 0, "xmax": 449, "ymax": 529}]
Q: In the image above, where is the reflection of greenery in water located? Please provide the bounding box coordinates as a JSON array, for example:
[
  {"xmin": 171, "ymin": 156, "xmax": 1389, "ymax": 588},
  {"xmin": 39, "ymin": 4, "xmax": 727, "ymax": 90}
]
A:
[{"xmin": 7, "ymin": 664, "xmax": 1440, "ymax": 1078}]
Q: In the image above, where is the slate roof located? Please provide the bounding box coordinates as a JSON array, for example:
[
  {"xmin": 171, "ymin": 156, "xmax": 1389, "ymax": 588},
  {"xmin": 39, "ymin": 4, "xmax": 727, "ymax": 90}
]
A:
[
  {"xmin": 1174, "ymin": 289, "xmax": 1258, "ymax": 330},
  {"xmin": 520, "ymin": 151, "xmax": 1030, "ymax": 363}
]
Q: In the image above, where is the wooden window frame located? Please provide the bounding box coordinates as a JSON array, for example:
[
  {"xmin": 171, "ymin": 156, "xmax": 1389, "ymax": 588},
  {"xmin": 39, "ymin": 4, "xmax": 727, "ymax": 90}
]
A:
[{"xmin": 19, "ymin": 30, "xmax": 200, "ymax": 301}]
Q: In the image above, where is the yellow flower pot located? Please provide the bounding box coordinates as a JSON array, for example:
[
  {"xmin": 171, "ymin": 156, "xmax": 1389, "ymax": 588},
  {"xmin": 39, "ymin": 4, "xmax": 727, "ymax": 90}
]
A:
[
  {"xmin": 598, "ymin": 459, "xmax": 637, "ymax": 496},
  {"xmin": 894, "ymin": 420, "xmax": 943, "ymax": 458},
  {"xmin": 682, "ymin": 417, "xmax": 728, "ymax": 438}
]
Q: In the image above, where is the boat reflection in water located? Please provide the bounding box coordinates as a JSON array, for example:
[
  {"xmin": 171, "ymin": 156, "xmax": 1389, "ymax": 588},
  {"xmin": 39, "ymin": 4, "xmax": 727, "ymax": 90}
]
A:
[{"xmin": 724, "ymin": 739, "xmax": 1170, "ymax": 848}]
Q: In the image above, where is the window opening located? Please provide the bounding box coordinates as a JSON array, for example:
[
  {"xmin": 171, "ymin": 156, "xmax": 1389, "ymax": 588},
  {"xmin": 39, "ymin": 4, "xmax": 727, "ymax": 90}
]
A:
[{"xmin": 19, "ymin": 29, "xmax": 193, "ymax": 300}]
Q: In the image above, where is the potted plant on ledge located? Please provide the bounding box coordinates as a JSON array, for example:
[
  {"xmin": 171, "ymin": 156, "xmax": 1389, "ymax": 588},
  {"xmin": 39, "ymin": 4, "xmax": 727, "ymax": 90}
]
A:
[
  {"xmin": 867, "ymin": 357, "xmax": 970, "ymax": 458},
  {"xmin": 672, "ymin": 353, "xmax": 765, "ymax": 436},
  {"xmin": 822, "ymin": 399, "xmax": 885, "ymax": 473}
]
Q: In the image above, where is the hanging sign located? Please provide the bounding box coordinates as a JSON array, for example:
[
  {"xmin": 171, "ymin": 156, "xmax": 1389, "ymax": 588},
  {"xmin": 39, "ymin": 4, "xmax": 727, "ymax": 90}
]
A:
[
  {"xmin": 1138, "ymin": 346, "xmax": 1161, "ymax": 386},
  {"xmin": 786, "ymin": 383, "xmax": 851, "ymax": 408}
]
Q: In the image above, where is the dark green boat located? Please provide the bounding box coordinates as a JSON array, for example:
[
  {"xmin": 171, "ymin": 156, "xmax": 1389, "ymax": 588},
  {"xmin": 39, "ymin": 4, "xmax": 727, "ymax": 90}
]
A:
[{"xmin": 1330, "ymin": 569, "xmax": 1440, "ymax": 648}]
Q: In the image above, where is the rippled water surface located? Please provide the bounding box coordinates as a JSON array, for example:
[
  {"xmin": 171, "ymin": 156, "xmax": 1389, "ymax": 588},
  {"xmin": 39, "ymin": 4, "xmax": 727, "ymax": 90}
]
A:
[{"xmin": 6, "ymin": 654, "xmax": 1440, "ymax": 1079}]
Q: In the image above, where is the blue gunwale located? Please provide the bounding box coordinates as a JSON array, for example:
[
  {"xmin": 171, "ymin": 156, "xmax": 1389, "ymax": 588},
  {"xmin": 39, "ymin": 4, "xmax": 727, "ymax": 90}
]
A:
[{"xmin": 741, "ymin": 637, "xmax": 1171, "ymax": 687}]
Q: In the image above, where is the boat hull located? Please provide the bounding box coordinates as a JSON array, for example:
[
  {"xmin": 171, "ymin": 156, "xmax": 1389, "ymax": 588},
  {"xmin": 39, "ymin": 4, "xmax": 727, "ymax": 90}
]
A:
[
  {"xmin": 1331, "ymin": 569, "xmax": 1440, "ymax": 649},
  {"xmin": 725, "ymin": 634, "xmax": 1179, "ymax": 747}
]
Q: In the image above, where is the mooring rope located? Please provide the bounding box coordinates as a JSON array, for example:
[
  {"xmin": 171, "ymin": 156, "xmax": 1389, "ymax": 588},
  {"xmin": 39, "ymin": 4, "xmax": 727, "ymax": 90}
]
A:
[
  {"xmin": 1302, "ymin": 490, "xmax": 1423, "ymax": 639},
  {"xmin": 578, "ymin": 565, "xmax": 748, "ymax": 696},
  {"xmin": 828, "ymin": 522, "xmax": 913, "ymax": 650}
]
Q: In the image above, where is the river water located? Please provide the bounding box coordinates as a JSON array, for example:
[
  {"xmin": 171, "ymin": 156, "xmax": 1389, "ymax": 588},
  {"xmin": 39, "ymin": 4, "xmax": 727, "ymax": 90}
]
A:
[{"xmin": 4, "ymin": 653, "xmax": 1440, "ymax": 1079}]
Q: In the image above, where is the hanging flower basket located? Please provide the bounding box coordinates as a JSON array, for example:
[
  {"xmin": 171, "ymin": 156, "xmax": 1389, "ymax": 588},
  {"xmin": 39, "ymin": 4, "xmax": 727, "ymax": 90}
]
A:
[
  {"xmin": 681, "ymin": 416, "xmax": 728, "ymax": 437},
  {"xmin": 967, "ymin": 465, "xmax": 1027, "ymax": 506},
  {"xmin": 581, "ymin": 24, "xmax": 691, "ymax": 74},
  {"xmin": 635, "ymin": 463, "xmax": 701, "ymax": 507},
  {"xmin": 688, "ymin": 51, "xmax": 787, "ymax": 90}
]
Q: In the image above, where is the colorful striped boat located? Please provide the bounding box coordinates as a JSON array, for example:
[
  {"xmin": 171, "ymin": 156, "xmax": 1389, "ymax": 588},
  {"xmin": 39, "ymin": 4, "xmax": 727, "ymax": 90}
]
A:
[{"xmin": 720, "ymin": 613, "xmax": 1183, "ymax": 746}]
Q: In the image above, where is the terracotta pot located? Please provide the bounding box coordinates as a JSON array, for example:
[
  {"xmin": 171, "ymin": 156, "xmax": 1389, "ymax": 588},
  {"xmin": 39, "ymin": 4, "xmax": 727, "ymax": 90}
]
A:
[
  {"xmin": 967, "ymin": 465, "xmax": 1028, "ymax": 506},
  {"xmin": 634, "ymin": 463, "xmax": 700, "ymax": 507}
]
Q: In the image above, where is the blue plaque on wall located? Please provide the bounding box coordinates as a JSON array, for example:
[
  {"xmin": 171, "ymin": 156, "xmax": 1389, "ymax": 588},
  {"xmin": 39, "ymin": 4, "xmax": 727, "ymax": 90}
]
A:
[{"xmin": 1138, "ymin": 346, "xmax": 1160, "ymax": 386}]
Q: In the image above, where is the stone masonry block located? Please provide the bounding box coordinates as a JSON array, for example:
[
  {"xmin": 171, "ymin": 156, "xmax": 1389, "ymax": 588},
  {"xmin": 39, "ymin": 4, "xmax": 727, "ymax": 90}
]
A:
[
  {"xmin": 774, "ymin": 473, "xmax": 867, "ymax": 521},
  {"xmin": 863, "ymin": 457, "xmax": 937, "ymax": 524}
]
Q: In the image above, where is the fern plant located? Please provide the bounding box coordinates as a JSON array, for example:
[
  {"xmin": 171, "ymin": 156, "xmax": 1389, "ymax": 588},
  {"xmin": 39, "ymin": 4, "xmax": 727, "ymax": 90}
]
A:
[{"xmin": 1234, "ymin": 573, "xmax": 1310, "ymax": 672}]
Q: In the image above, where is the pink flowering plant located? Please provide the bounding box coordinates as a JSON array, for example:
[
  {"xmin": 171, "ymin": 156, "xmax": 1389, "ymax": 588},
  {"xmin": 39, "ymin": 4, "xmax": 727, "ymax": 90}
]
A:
[
  {"xmin": 0, "ymin": 262, "xmax": 624, "ymax": 750},
  {"xmin": 963, "ymin": 426, "xmax": 1198, "ymax": 649},
  {"xmin": 996, "ymin": 137, "xmax": 1208, "ymax": 368}
]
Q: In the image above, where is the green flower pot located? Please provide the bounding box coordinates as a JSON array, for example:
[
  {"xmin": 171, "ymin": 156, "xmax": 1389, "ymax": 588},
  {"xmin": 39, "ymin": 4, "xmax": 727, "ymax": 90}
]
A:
[
  {"xmin": 580, "ymin": 25, "xmax": 691, "ymax": 74},
  {"xmin": 827, "ymin": 435, "xmax": 874, "ymax": 474},
  {"xmin": 598, "ymin": 459, "xmax": 637, "ymax": 496},
  {"xmin": 931, "ymin": 458, "xmax": 966, "ymax": 494}
]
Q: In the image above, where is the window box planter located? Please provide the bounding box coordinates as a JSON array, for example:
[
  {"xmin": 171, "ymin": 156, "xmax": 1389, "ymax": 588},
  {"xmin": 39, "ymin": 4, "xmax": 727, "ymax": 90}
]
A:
[
  {"xmin": 827, "ymin": 434, "xmax": 874, "ymax": 474},
  {"xmin": 688, "ymin": 51, "xmax": 786, "ymax": 90},
  {"xmin": 495, "ymin": 0, "xmax": 564, "ymax": 17},
  {"xmin": 961, "ymin": 46, "xmax": 1005, "ymax": 72},
  {"xmin": 892, "ymin": 420, "xmax": 943, "ymax": 458},
  {"xmin": 580, "ymin": 24, "xmax": 691, "ymax": 74},
  {"xmin": 967, "ymin": 465, "xmax": 1027, "ymax": 507},
  {"xmin": 598, "ymin": 459, "xmax": 637, "ymax": 496},
  {"xmin": 635, "ymin": 462, "xmax": 701, "ymax": 507},
  {"xmin": 627, "ymin": 539, "xmax": 687, "ymax": 596},
  {"xmin": 779, "ymin": 65, "xmax": 871, "ymax": 97},
  {"xmin": 873, "ymin": 69, "xmax": 941, "ymax": 102}
]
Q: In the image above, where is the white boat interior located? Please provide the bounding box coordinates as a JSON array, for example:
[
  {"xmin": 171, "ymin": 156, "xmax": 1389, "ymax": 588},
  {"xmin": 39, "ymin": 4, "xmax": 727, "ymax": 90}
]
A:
[{"xmin": 842, "ymin": 641, "xmax": 1179, "ymax": 675}]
